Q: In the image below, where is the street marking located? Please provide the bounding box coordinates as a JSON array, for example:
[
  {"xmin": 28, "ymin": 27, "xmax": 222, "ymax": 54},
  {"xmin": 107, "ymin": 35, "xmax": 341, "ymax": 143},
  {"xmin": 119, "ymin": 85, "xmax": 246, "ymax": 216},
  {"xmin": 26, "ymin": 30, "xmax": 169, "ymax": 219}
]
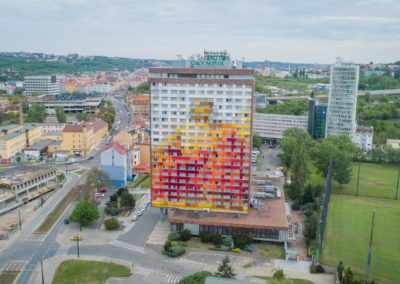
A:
[
  {"xmin": 110, "ymin": 240, "xmax": 145, "ymax": 254},
  {"xmin": 176, "ymin": 256, "xmax": 215, "ymax": 271},
  {"xmin": 134, "ymin": 264, "xmax": 181, "ymax": 284},
  {"xmin": 25, "ymin": 233, "xmax": 47, "ymax": 242}
]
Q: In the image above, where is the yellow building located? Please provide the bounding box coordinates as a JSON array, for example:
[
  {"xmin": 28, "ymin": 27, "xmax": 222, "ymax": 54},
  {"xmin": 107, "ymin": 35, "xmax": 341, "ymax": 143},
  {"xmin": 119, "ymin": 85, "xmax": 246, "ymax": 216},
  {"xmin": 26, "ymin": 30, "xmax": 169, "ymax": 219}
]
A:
[
  {"xmin": 387, "ymin": 139, "xmax": 400, "ymax": 150},
  {"xmin": 61, "ymin": 119, "xmax": 108, "ymax": 157},
  {"xmin": 0, "ymin": 124, "xmax": 43, "ymax": 160}
]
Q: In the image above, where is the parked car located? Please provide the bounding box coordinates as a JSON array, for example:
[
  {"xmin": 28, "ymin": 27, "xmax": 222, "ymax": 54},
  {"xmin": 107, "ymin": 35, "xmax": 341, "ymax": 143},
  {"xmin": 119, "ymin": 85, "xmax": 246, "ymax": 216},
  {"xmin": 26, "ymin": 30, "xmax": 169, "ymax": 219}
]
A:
[
  {"xmin": 100, "ymin": 188, "xmax": 108, "ymax": 193},
  {"xmin": 88, "ymin": 156, "xmax": 94, "ymax": 160},
  {"xmin": 64, "ymin": 218, "xmax": 70, "ymax": 224}
]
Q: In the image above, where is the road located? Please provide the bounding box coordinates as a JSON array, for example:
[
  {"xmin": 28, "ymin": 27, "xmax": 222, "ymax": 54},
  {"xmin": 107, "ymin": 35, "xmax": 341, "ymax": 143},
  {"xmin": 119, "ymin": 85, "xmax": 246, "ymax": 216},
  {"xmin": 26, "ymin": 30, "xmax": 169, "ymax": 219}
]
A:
[{"xmin": 268, "ymin": 88, "xmax": 400, "ymax": 101}]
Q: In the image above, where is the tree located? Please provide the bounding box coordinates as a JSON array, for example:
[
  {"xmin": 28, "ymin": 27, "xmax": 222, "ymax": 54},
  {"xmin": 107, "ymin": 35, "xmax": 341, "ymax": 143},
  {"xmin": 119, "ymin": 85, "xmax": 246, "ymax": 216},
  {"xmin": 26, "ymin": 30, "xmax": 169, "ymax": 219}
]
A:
[
  {"xmin": 216, "ymin": 256, "xmax": 236, "ymax": 279},
  {"xmin": 120, "ymin": 192, "xmax": 135, "ymax": 209},
  {"xmin": 252, "ymin": 134, "xmax": 262, "ymax": 149},
  {"xmin": 290, "ymin": 144, "xmax": 309, "ymax": 204},
  {"xmin": 76, "ymin": 112, "xmax": 91, "ymax": 122},
  {"xmin": 85, "ymin": 167, "xmax": 111, "ymax": 195},
  {"xmin": 55, "ymin": 106, "xmax": 66, "ymax": 123},
  {"xmin": 272, "ymin": 268, "xmax": 286, "ymax": 281},
  {"xmin": 177, "ymin": 271, "xmax": 213, "ymax": 284},
  {"xmin": 70, "ymin": 200, "xmax": 99, "ymax": 227},
  {"xmin": 304, "ymin": 210, "xmax": 318, "ymax": 247},
  {"xmin": 26, "ymin": 103, "xmax": 47, "ymax": 123},
  {"xmin": 333, "ymin": 153, "xmax": 353, "ymax": 188},
  {"xmin": 99, "ymin": 111, "xmax": 115, "ymax": 130},
  {"xmin": 337, "ymin": 261, "xmax": 344, "ymax": 281},
  {"xmin": 104, "ymin": 217, "xmax": 120, "ymax": 230}
]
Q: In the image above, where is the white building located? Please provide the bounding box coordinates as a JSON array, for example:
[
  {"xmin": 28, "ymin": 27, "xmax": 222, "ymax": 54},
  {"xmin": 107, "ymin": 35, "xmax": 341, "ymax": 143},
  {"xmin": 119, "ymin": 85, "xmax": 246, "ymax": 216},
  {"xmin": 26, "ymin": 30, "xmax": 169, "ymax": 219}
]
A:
[
  {"xmin": 100, "ymin": 142, "xmax": 132, "ymax": 188},
  {"xmin": 253, "ymin": 113, "xmax": 308, "ymax": 140},
  {"xmin": 325, "ymin": 59, "xmax": 359, "ymax": 138},
  {"xmin": 24, "ymin": 75, "xmax": 61, "ymax": 96},
  {"xmin": 353, "ymin": 126, "xmax": 373, "ymax": 152}
]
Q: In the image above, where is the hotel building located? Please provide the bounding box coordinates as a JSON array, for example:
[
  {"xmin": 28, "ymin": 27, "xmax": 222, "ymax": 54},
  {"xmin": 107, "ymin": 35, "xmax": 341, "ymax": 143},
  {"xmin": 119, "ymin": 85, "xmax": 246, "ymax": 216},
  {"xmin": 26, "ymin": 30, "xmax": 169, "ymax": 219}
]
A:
[{"xmin": 149, "ymin": 51, "xmax": 254, "ymax": 214}]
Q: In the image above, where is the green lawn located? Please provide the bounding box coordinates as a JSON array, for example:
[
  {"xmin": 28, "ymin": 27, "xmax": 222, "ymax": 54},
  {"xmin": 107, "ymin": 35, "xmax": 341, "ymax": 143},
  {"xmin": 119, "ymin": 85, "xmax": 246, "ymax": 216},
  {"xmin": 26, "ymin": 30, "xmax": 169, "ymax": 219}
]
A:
[
  {"xmin": 53, "ymin": 259, "xmax": 132, "ymax": 284},
  {"xmin": 309, "ymin": 162, "xmax": 399, "ymax": 199},
  {"xmin": 127, "ymin": 174, "xmax": 149, "ymax": 189},
  {"xmin": 322, "ymin": 194, "xmax": 400, "ymax": 284},
  {"xmin": 74, "ymin": 169, "xmax": 86, "ymax": 175},
  {"xmin": 257, "ymin": 243, "xmax": 285, "ymax": 259}
]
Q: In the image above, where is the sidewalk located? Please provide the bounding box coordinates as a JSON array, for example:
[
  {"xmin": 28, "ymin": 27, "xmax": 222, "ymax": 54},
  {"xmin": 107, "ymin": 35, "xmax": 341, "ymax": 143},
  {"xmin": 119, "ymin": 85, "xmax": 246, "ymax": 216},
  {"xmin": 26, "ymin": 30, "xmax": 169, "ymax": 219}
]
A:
[{"xmin": 146, "ymin": 220, "xmax": 170, "ymax": 245}]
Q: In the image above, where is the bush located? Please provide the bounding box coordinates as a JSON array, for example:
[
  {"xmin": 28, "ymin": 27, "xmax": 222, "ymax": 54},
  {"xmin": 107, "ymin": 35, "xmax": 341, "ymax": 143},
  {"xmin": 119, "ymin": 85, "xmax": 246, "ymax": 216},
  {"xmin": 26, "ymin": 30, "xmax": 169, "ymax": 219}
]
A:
[
  {"xmin": 179, "ymin": 229, "xmax": 191, "ymax": 241},
  {"xmin": 104, "ymin": 217, "xmax": 120, "ymax": 230},
  {"xmin": 164, "ymin": 240, "xmax": 172, "ymax": 252},
  {"xmin": 232, "ymin": 233, "xmax": 253, "ymax": 249},
  {"xmin": 310, "ymin": 265, "xmax": 317, "ymax": 274},
  {"xmin": 177, "ymin": 271, "xmax": 213, "ymax": 284},
  {"xmin": 117, "ymin": 187, "xmax": 128, "ymax": 196},
  {"xmin": 232, "ymin": 248, "xmax": 241, "ymax": 253},
  {"xmin": 316, "ymin": 264, "xmax": 325, "ymax": 273},
  {"xmin": 167, "ymin": 245, "xmax": 186, "ymax": 257},
  {"xmin": 212, "ymin": 234, "xmax": 224, "ymax": 246},
  {"xmin": 168, "ymin": 232, "xmax": 180, "ymax": 242},
  {"xmin": 110, "ymin": 207, "xmax": 121, "ymax": 216},
  {"xmin": 110, "ymin": 194, "xmax": 118, "ymax": 203},
  {"xmin": 199, "ymin": 231, "xmax": 213, "ymax": 243}
]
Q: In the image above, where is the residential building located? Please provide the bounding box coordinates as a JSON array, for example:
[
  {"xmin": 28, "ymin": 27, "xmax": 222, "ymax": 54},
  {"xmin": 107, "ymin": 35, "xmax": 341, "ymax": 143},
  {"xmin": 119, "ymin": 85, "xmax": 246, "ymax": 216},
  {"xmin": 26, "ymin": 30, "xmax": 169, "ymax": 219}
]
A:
[
  {"xmin": 131, "ymin": 94, "xmax": 149, "ymax": 116},
  {"xmin": 24, "ymin": 75, "xmax": 60, "ymax": 96},
  {"xmin": 0, "ymin": 124, "xmax": 43, "ymax": 162},
  {"xmin": 325, "ymin": 59, "xmax": 359, "ymax": 138},
  {"xmin": 41, "ymin": 123, "xmax": 65, "ymax": 134},
  {"xmin": 60, "ymin": 119, "xmax": 108, "ymax": 157},
  {"xmin": 307, "ymin": 93, "xmax": 327, "ymax": 140},
  {"xmin": 149, "ymin": 51, "xmax": 253, "ymax": 213},
  {"xmin": 23, "ymin": 139, "xmax": 54, "ymax": 158},
  {"xmin": 100, "ymin": 142, "xmax": 132, "ymax": 187},
  {"xmin": 131, "ymin": 146, "xmax": 140, "ymax": 167},
  {"xmin": 253, "ymin": 113, "xmax": 308, "ymax": 141},
  {"xmin": 387, "ymin": 139, "xmax": 400, "ymax": 150},
  {"xmin": 353, "ymin": 126, "xmax": 373, "ymax": 152}
]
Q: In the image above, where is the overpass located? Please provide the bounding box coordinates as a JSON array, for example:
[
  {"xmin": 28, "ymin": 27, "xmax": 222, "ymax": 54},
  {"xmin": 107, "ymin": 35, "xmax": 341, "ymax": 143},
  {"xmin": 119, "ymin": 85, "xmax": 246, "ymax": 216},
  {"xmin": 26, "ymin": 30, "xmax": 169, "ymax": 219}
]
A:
[{"xmin": 267, "ymin": 88, "xmax": 400, "ymax": 101}]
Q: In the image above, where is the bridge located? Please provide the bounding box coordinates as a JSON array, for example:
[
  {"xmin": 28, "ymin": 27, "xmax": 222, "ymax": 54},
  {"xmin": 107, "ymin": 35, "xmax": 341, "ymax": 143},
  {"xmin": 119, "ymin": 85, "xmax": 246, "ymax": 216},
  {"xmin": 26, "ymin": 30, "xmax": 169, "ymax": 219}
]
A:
[{"xmin": 267, "ymin": 89, "xmax": 400, "ymax": 101}]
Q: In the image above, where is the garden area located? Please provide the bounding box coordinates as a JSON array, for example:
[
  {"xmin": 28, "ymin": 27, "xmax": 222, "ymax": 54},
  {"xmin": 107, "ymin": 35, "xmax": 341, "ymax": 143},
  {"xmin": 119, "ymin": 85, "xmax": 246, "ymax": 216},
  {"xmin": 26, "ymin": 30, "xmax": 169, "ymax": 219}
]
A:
[
  {"xmin": 52, "ymin": 259, "xmax": 131, "ymax": 284},
  {"xmin": 127, "ymin": 174, "xmax": 150, "ymax": 189},
  {"xmin": 322, "ymin": 194, "xmax": 400, "ymax": 284}
]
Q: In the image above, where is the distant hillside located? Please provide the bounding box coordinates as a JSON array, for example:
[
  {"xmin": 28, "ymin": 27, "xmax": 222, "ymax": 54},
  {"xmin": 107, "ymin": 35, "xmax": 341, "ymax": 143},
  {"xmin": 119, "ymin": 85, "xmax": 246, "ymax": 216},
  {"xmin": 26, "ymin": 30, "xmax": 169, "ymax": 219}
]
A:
[
  {"xmin": 0, "ymin": 52, "xmax": 173, "ymax": 81},
  {"xmin": 245, "ymin": 60, "xmax": 329, "ymax": 70}
]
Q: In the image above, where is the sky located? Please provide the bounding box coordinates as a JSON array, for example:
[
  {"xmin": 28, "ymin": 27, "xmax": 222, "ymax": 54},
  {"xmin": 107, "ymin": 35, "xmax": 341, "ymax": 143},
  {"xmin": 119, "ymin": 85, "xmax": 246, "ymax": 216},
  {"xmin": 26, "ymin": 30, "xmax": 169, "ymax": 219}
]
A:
[{"xmin": 1, "ymin": 0, "xmax": 399, "ymax": 64}]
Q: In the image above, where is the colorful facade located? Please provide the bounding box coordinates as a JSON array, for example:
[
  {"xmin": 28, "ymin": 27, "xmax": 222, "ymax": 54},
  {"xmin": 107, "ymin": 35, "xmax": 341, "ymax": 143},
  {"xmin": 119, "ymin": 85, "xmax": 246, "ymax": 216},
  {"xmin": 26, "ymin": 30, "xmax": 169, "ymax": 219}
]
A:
[{"xmin": 149, "ymin": 54, "xmax": 254, "ymax": 213}]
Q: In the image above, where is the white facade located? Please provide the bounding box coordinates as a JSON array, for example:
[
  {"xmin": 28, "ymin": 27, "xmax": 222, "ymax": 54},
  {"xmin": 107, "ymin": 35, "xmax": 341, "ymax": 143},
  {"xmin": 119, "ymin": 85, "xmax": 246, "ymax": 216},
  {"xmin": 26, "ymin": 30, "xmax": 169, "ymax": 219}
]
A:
[
  {"xmin": 253, "ymin": 113, "xmax": 308, "ymax": 140},
  {"xmin": 325, "ymin": 59, "xmax": 359, "ymax": 138},
  {"xmin": 353, "ymin": 126, "xmax": 373, "ymax": 151},
  {"xmin": 24, "ymin": 75, "xmax": 61, "ymax": 96}
]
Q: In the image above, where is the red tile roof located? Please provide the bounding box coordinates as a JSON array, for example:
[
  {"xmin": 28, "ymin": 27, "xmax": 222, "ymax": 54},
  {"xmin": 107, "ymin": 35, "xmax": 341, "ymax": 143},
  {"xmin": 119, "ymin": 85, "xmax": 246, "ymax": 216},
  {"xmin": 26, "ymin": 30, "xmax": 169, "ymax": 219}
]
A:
[{"xmin": 101, "ymin": 141, "xmax": 129, "ymax": 154}]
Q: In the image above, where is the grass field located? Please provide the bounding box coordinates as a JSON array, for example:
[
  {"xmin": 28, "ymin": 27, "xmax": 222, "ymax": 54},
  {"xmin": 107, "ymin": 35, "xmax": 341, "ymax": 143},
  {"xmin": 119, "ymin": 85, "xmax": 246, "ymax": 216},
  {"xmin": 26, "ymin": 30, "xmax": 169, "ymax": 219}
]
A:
[
  {"xmin": 322, "ymin": 194, "xmax": 400, "ymax": 284},
  {"xmin": 74, "ymin": 169, "xmax": 86, "ymax": 175},
  {"xmin": 257, "ymin": 243, "xmax": 285, "ymax": 259},
  {"xmin": 309, "ymin": 162, "xmax": 399, "ymax": 199},
  {"xmin": 53, "ymin": 260, "xmax": 131, "ymax": 284}
]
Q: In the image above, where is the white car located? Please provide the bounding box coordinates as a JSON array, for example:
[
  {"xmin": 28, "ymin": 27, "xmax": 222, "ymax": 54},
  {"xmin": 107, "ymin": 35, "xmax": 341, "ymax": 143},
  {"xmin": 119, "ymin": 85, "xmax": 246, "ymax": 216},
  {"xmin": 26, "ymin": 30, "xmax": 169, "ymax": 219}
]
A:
[{"xmin": 137, "ymin": 211, "xmax": 143, "ymax": 216}]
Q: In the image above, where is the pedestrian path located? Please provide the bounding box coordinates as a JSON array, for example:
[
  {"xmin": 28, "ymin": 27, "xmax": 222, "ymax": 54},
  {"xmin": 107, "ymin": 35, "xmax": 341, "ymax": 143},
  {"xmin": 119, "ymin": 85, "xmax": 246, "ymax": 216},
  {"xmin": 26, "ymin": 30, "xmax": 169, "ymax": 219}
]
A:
[
  {"xmin": 175, "ymin": 256, "xmax": 215, "ymax": 271},
  {"xmin": 109, "ymin": 239, "xmax": 145, "ymax": 254},
  {"xmin": 134, "ymin": 264, "xmax": 181, "ymax": 284}
]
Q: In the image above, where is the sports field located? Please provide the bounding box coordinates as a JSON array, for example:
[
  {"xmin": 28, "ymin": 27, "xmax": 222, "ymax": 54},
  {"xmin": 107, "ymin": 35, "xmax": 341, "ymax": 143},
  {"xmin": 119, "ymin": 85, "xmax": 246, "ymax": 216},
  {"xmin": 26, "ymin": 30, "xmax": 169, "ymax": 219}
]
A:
[
  {"xmin": 309, "ymin": 162, "xmax": 399, "ymax": 199},
  {"xmin": 322, "ymin": 194, "xmax": 400, "ymax": 284}
]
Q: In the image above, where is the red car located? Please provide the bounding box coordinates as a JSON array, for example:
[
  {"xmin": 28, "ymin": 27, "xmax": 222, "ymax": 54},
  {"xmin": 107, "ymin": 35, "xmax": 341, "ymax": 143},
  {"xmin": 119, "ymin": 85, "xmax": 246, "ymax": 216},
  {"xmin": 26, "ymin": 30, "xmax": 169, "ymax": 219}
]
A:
[{"xmin": 100, "ymin": 188, "xmax": 108, "ymax": 193}]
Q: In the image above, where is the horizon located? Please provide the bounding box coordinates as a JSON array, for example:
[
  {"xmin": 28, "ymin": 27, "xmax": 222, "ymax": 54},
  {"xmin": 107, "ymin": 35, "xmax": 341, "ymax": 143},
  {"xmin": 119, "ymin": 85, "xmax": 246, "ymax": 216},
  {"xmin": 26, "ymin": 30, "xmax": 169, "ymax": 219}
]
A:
[{"xmin": 1, "ymin": 0, "xmax": 399, "ymax": 64}]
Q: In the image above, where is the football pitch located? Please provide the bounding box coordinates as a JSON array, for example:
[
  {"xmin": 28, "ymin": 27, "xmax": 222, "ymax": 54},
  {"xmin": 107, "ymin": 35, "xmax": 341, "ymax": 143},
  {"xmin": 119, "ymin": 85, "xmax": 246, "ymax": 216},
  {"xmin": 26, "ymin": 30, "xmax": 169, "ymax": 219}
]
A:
[{"xmin": 322, "ymin": 194, "xmax": 400, "ymax": 283}]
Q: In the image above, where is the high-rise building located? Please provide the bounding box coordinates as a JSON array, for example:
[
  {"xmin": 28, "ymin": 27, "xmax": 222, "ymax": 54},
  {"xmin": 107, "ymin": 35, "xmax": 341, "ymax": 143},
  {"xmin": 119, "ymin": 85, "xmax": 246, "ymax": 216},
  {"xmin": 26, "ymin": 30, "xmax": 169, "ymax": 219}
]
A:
[
  {"xmin": 325, "ymin": 59, "xmax": 359, "ymax": 138},
  {"xmin": 149, "ymin": 51, "xmax": 254, "ymax": 214},
  {"xmin": 308, "ymin": 93, "xmax": 327, "ymax": 140},
  {"xmin": 24, "ymin": 75, "xmax": 60, "ymax": 96}
]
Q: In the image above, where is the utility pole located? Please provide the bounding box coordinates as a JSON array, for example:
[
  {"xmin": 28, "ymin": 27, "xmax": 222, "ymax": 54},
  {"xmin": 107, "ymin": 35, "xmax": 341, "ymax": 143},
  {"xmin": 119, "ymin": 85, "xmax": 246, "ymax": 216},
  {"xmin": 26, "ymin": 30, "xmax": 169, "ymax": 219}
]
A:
[
  {"xmin": 355, "ymin": 159, "xmax": 361, "ymax": 196},
  {"xmin": 365, "ymin": 210, "xmax": 376, "ymax": 282},
  {"xmin": 41, "ymin": 260, "xmax": 45, "ymax": 284},
  {"xmin": 18, "ymin": 209, "xmax": 22, "ymax": 230},
  {"xmin": 395, "ymin": 166, "xmax": 400, "ymax": 200},
  {"xmin": 76, "ymin": 234, "xmax": 80, "ymax": 258}
]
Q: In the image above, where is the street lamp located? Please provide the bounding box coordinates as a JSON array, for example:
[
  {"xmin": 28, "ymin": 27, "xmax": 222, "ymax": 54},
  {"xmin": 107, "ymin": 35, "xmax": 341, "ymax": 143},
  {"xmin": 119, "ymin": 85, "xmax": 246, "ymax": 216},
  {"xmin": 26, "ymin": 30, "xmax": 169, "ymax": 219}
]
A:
[{"xmin": 365, "ymin": 210, "xmax": 376, "ymax": 282}]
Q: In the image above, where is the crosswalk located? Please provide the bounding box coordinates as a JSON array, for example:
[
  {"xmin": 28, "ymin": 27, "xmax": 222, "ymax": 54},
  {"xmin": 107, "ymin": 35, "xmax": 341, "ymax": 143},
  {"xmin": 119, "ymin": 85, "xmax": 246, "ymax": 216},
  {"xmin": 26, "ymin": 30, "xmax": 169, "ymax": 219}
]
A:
[
  {"xmin": 1, "ymin": 260, "xmax": 26, "ymax": 272},
  {"xmin": 176, "ymin": 256, "xmax": 214, "ymax": 271},
  {"xmin": 109, "ymin": 239, "xmax": 145, "ymax": 254},
  {"xmin": 25, "ymin": 233, "xmax": 46, "ymax": 242},
  {"xmin": 134, "ymin": 264, "xmax": 181, "ymax": 284},
  {"xmin": 121, "ymin": 221, "xmax": 136, "ymax": 234}
]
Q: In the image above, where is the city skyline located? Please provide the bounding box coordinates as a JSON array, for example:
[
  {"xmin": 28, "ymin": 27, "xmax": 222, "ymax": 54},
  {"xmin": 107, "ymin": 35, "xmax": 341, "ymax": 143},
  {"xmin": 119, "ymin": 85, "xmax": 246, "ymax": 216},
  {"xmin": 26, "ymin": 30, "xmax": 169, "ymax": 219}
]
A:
[{"xmin": 1, "ymin": 0, "xmax": 399, "ymax": 64}]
